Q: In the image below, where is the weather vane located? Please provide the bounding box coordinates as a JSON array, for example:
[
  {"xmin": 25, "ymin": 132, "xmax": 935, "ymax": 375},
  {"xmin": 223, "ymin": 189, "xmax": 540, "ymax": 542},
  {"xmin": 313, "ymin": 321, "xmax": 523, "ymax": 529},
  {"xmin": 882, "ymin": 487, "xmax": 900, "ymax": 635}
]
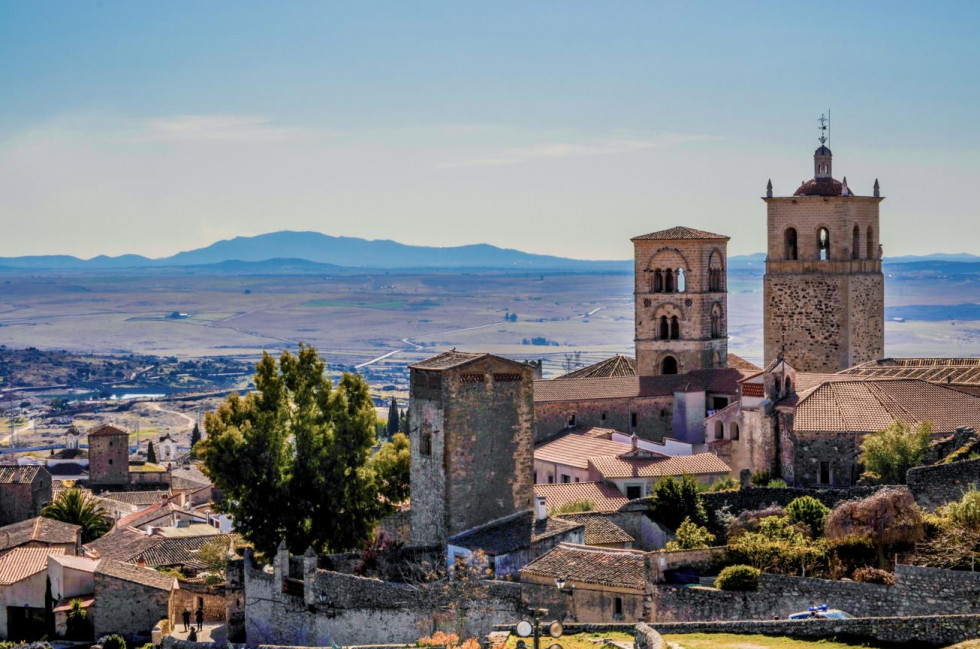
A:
[{"xmin": 818, "ymin": 110, "xmax": 830, "ymax": 145}]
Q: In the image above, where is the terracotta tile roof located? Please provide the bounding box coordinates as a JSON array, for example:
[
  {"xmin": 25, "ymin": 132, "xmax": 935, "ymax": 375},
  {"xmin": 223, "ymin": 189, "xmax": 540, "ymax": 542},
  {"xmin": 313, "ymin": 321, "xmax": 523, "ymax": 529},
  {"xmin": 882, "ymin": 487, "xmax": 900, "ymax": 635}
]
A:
[
  {"xmin": 794, "ymin": 177, "xmax": 851, "ymax": 197},
  {"xmin": 49, "ymin": 554, "xmax": 100, "ymax": 572},
  {"xmin": 793, "ymin": 373, "xmax": 853, "ymax": 395},
  {"xmin": 535, "ymin": 433, "xmax": 634, "ymax": 470},
  {"xmin": 0, "ymin": 547, "xmax": 65, "ymax": 584},
  {"xmin": 101, "ymin": 491, "xmax": 170, "ymax": 506},
  {"xmin": 116, "ymin": 501, "xmax": 206, "ymax": 529},
  {"xmin": 96, "ymin": 558, "xmax": 175, "ymax": 591},
  {"xmin": 534, "ymin": 369, "xmax": 747, "ymax": 404},
  {"xmin": 171, "ymin": 465, "xmax": 212, "ymax": 491},
  {"xmin": 449, "ymin": 511, "xmax": 583, "ymax": 556},
  {"xmin": 555, "ymin": 513, "xmax": 634, "ymax": 546},
  {"xmin": 631, "ymin": 226, "xmax": 730, "ymax": 241},
  {"xmin": 839, "ymin": 358, "xmax": 980, "ymax": 387},
  {"xmin": 588, "ymin": 452, "xmax": 731, "ymax": 479},
  {"xmin": 53, "ymin": 595, "xmax": 95, "ymax": 613},
  {"xmin": 535, "ymin": 482, "xmax": 629, "ymax": 513},
  {"xmin": 727, "ymin": 354, "xmax": 762, "ymax": 372},
  {"xmin": 152, "ymin": 523, "xmax": 220, "ymax": 539},
  {"xmin": 85, "ymin": 527, "xmax": 164, "ymax": 562},
  {"xmin": 88, "ymin": 424, "xmax": 129, "ymax": 438},
  {"xmin": 579, "ymin": 427, "xmax": 617, "ymax": 439},
  {"xmin": 0, "ymin": 517, "xmax": 81, "ymax": 552},
  {"xmin": 520, "ymin": 543, "xmax": 645, "ymax": 590},
  {"xmin": 135, "ymin": 534, "xmax": 230, "ymax": 571},
  {"xmin": 794, "ymin": 378, "xmax": 980, "ymax": 434},
  {"xmin": 558, "ymin": 355, "xmax": 636, "ymax": 380},
  {"xmin": 409, "ymin": 351, "xmax": 488, "ymax": 371},
  {"xmin": 0, "ymin": 465, "xmax": 45, "ymax": 484}
]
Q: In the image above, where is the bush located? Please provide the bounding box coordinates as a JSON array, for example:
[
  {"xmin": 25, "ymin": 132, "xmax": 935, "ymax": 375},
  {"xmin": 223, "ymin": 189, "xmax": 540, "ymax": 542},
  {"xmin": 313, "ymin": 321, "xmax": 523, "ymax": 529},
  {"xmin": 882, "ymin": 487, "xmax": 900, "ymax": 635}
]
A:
[
  {"xmin": 943, "ymin": 484, "xmax": 980, "ymax": 530},
  {"xmin": 99, "ymin": 635, "xmax": 126, "ymax": 649},
  {"xmin": 666, "ymin": 517, "xmax": 715, "ymax": 551},
  {"xmin": 726, "ymin": 504, "xmax": 787, "ymax": 539},
  {"xmin": 786, "ymin": 496, "xmax": 830, "ymax": 538},
  {"xmin": 852, "ymin": 566, "xmax": 895, "ymax": 585},
  {"xmin": 554, "ymin": 499, "xmax": 594, "ymax": 514},
  {"xmin": 859, "ymin": 420, "xmax": 932, "ymax": 484},
  {"xmin": 709, "ymin": 476, "xmax": 739, "ymax": 492},
  {"xmin": 768, "ymin": 478, "xmax": 788, "ymax": 488},
  {"xmin": 651, "ymin": 475, "xmax": 707, "ymax": 529},
  {"xmin": 750, "ymin": 470, "xmax": 771, "ymax": 486},
  {"xmin": 715, "ymin": 564, "xmax": 760, "ymax": 591}
]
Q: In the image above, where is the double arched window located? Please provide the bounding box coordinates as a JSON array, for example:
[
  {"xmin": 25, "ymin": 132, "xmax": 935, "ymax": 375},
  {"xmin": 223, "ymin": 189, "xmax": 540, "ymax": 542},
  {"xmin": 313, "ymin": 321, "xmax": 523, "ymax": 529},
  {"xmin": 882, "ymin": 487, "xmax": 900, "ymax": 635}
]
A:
[{"xmin": 651, "ymin": 268, "xmax": 686, "ymax": 293}]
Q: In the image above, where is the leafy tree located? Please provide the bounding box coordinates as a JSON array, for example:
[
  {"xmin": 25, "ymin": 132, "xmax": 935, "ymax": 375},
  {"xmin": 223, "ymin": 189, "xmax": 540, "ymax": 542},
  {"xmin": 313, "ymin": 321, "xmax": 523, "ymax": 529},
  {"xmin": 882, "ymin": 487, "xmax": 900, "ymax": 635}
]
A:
[
  {"xmin": 859, "ymin": 420, "xmax": 932, "ymax": 484},
  {"xmin": 726, "ymin": 515, "xmax": 817, "ymax": 574},
  {"xmin": 198, "ymin": 537, "xmax": 232, "ymax": 576},
  {"xmin": 199, "ymin": 345, "xmax": 383, "ymax": 556},
  {"xmin": 398, "ymin": 409, "xmax": 408, "ymax": 434},
  {"xmin": 715, "ymin": 565, "xmax": 760, "ymax": 591},
  {"xmin": 190, "ymin": 422, "xmax": 202, "ymax": 448},
  {"xmin": 371, "ymin": 433, "xmax": 411, "ymax": 507},
  {"xmin": 650, "ymin": 475, "xmax": 707, "ymax": 530},
  {"xmin": 42, "ymin": 488, "xmax": 111, "ymax": 542},
  {"xmin": 825, "ymin": 487, "xmax": 924, "ymax": 567},
  {"xmin": 666, "ymin": 517, "xmax": 715, "ymax": 551},
  {"xmin": 386, "ymin": 398, "xmax": 399, "ymax": 437},
  {"xmin": 146, "ymin": 441, "xmax": 157, "ymax": 464},
  {"xmin": 786, "ymin": 496, "xmax": 830, "ymax": 538}
]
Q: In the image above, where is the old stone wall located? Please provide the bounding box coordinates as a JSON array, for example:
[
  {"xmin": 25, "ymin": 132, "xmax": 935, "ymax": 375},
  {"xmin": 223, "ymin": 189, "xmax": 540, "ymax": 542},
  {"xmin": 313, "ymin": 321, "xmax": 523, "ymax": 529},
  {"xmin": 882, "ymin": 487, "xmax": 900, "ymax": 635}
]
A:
[
  {"xmin": 409, "ymin": 381, "xmax": 445, "ymax": 546},
  {"xmin": 700, "ymin": 485, "xmax": 882, "ymax": 518},
  {"xmin": 89, "ymin": 433, "xmax": 131, "ymax": 486},
  {"xmin": 908, "ymin": 458, "xmax": 980, "ymax": 510},
  {"xmin": 789, "ymin": 431, "xmax": 862, "ymax": 487},
  {"xmin": 92, "ymin": 572, "xmax": 172, "ymax": 639},
  {"xmin": 534, "ymin": 397, "xmax": 674, "ymax": 444},
  {"xmin": 764, "ymin": 274, "xmax": 847, "ymax": 373},
  {"xmin": 0, "ymin": 471, "xmax": 52, "ymax": 525},
  {"xmin": 172, "ymin": 582, "xmax": 226, "ymax": 623}
]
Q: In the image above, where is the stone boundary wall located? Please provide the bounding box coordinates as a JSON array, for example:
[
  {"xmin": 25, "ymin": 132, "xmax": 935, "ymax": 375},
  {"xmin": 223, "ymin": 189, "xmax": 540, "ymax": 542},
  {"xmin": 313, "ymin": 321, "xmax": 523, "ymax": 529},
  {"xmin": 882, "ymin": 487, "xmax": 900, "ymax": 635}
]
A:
[
  {"xmin": 633, "ymin": 623, "xmax": 666, "ymax": 649},
  {"xmin": 653, "ymin": 614, "xmax": 980, "ymax": 648},
  {"xmin": 908, "ymin": 458, "xmax": 980, "ymax": 510},
  {"xmin": 701, "ymin": 486, "xmax": 882, "ymax": 517}
]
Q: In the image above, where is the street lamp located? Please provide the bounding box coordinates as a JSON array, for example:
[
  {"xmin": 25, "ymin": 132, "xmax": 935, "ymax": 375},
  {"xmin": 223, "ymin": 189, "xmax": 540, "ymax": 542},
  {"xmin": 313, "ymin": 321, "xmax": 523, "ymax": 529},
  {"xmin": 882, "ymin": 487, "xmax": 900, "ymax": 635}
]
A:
[
  {"xmin": 555, "ymin": 576, "xmax": 575, "ymax": 621},
  {"xmin": 514, "ymin": 608, "xmax": 562, "ymax": 649}
]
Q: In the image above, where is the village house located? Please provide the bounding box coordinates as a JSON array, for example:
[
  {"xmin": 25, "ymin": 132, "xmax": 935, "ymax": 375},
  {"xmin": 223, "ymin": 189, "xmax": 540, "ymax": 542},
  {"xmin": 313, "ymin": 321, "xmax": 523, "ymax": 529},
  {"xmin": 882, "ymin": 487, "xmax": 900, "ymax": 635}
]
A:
[
  {"xmin": 0, "ymin": 517, "xmax": 82, "ymax": 556},
  {"xmin": 49, "ymin": 554, "xmax": 99, "ymax": 637},
  {"xmin": 552, "ymin": 513, "xmax": 634, "ymax": 549},
  {"xmin": 533, "ymin": 482, "xmax": 629, "ymax": 514},
  {"xmin": 92, "ymin": 558, "xmax": 177, "ymax": 639},
  {"xmin": 0, "ymin": 466, "xmax": 52, "ymax": 526},
  {"xmin": 0, "ymin": 547, "xmax": 66, "ymax": 638}
]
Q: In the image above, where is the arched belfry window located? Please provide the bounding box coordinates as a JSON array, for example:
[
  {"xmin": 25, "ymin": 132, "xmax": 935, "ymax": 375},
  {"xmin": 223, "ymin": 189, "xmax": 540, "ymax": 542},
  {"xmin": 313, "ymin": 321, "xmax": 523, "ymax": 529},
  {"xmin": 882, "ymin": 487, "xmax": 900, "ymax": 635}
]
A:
[
  {"xmin": 661, "ymin": 356, "xmax": 678, "ymax": 375},
  {"xmin": 852, "ymin": 225, "xmax": 860, "ymax": 260},
  {"xmin": 818, "ymin": 227, "xmax": 830, "ymax": 261},
  {"xmin": 784, "ymin": 228, "xmax": 798, "ymax": 261},
  {"xmin": 710, "ymin": 303, "xmax": 723, "ymax": 339},
  {"xmin": 664, "ymin": 269, "xmax": 674, "ymax": 293},
  {"xmin": 653, "ymin": 269, "xmax": 663, "ymax": 292},
  {"xmin": 659, "ymin": 316, "xmax": 669, "ymax": 340},
  {"xmin": 670, "ymin": 316, "xmax": 680, "ymax": 340},
  {"xmin": 867, "ymin": 227, "xmax": 874, "ymax": 259},
  {"xmin": 676, "ymin": 269, "xmax": 686, "ymax": 292}
]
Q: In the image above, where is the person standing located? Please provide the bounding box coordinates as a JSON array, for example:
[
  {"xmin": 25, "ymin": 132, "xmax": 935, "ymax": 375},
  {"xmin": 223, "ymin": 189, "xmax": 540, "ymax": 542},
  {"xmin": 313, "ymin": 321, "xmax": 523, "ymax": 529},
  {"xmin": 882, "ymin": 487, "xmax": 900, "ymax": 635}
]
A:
[
  {"xmin": 182, "ymin": 609, "xmax": 191, "ymax": 632},
  {"xmin": 196, "ymin": 606, "xmax": 204, "ymax": 631}
]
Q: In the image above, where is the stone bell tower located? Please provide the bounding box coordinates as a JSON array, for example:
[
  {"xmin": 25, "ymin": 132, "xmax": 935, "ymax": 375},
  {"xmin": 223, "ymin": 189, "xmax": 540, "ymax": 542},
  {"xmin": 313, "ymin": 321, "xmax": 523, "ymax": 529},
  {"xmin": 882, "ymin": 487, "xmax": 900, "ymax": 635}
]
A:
[
  {"xmin": 763, "ymin": 125, "xmax": 884, "ymax": 373},
  {"xmin": 632, "ymin": 226, "xmax": 730, "ymax": 377}
]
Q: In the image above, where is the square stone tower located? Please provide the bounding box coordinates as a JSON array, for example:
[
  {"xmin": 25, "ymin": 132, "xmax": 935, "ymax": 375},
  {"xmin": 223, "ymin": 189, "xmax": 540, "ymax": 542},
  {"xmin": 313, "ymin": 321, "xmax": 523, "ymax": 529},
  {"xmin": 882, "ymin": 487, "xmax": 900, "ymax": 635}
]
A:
[
  {"xmin": 632, "ymin": 226, "xmax": 730, "ymax": 377},
  {"xmin": 87, "ymin": 424, "xmax": 130, "ymax": 487},
  {"xmin": 763, "ymin": 145, "xmax": 884, "ymax": 372},
  {"xmin": 408, "ymin": 351, "xmax": 534, "ymax": 546}
]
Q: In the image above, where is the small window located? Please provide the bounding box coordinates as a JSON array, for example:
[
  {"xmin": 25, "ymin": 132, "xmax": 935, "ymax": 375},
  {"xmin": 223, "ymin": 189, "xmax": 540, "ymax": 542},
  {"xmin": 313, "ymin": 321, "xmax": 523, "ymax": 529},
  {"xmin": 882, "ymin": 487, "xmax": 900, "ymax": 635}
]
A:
[
  {"xmin": 600, "ymin": 412, "xmax": 607, "ymax": 421},
  {"xmin": 574, "ymin": 477, "xmax": 580, "ymax": 483},
  {"xmin": 659, "ymin": 316, "xmax": 669, "ymax": 340},
  {"xmin": 661, "ymin": 356, "xmax": 678, "ymax": 375},
  {"xmin": 630, "ymin": 412, "xmax": 637, "ymax": 428},
  {"xmin": 676, "ymin": 269, "xmax": 686, "ymax": 292},
  {"xmin": 670, "ymin": 316, "xmax": 680, "ymax": 340},
  {"xmin": 534, "ymin": 471, "xmax": 537, "ymax": 482},
  {"xmin": 784, "ymin": 228, "xmax": 798, "ymax": 261},
  {"xmin": 852, "ymin": 225, "xmax": 861, "ymax": 260},
  {"xmin": 867, "ymin": 226, "xmax": 874, "ymax": 259},
  {"xmin": 664, "ymin": 269, "xmax": 674, "ymax": 293},
  {"xmin": 108, "ymin": 459, "xmax": 113, "ymax": 465},
  {"xmin": 626, "ymin": 485, "xmax": 642, "ymax": 500},
  {"xmin": 548, "ymin": 475, "xmax": 554, "ymax": 484},
  {"xmin": 614, "ymin": 597, "xmax": 624, "ymax": 617},
  {"xmin": 731, "ymin": 422, "xmax": 739, "ymax": 440},
  {"xmin": 819, "ymin": 461, "xmax": 830, "ymax": 485},
  {"xmin": 714, "ymin": 421, "xmax": 724, "ymax": 440},
  {"xmin": 567, "ymin": 414, "xmax": 576, "ymax": 428},
  {"xmin": 561, "ymin": 475, "xmax": 571, "ymax": 484},
  {"xmin": 818, "ymin": 227, "xmax": 830, "ymax": 261}
]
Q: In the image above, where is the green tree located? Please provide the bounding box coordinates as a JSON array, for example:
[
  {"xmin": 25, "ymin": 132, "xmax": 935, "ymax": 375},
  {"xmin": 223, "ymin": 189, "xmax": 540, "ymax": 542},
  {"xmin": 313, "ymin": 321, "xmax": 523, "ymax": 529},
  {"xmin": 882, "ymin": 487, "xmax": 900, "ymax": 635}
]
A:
[
  {"xmin": 190, "ymin": 422, "xmax": 202, "ymax": 448},
  {"xmin": 859, "ymin": 420, "xmax": 932, "ymax": 484},
  {"xmin": 666, "ymin": 517, "xmax": 715, "ymax": 551},
  {"xmin": 386, "ymin": 398, "xmax": 399, "ymax": 437},
  {"xmin": 42, "ymin": 488, "xmax": 111, "ymax": 542},
  {"xmin": 825, "ymin": 487, "xmax": 924, "ymax": 567},
  {"xmin": 786, "ymin": 496, "xmax": 830, "ymax": 538},
  {"xmin": 199, "ymin": 345, "xmax": 383, "ymax": 556},
  {"xmin": 650, "ymin": 475, "xmax": 707, "ymax": 530},
  {"xmin": 371, "ymin": 432, "xmax": 411, "ymax": 507},
  {"xmin": 146, "ymin": 441, "xmax": 157, "ymax": 464},
  {"xmin": 198, "ymin": 537, "xmax": 232, "ymax": 576}
]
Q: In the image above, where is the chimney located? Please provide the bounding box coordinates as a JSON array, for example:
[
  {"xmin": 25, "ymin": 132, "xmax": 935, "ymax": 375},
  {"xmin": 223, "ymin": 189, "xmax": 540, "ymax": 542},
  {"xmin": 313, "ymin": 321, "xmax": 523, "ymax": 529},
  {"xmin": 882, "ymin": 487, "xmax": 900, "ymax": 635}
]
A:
[
  {"xmin": 137, "ymin": 557, "xmax": 146, "ymax": 568},
  {"xmin": 631, "ymin": 432, "xmax": 639, "ymax": 452},
  {"xmin": 534, "ymin": 495, "xmax": 548, "ymax": 522}
]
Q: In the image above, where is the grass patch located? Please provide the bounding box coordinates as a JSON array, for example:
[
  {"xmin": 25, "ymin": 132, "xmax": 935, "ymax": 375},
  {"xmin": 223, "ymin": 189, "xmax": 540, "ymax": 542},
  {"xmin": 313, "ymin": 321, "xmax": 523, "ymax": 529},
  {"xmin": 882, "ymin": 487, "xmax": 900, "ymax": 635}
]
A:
[
  {"xmin": 662, "ymin": 633, "xmax": 893, "ymax": 649},
  {"xmin": 500, "ymin": 631, "xmax": 633, "ymax": 649},
  {"xmin": 301, "ymin": 299, "xmax": 408, "ymax": 310}
]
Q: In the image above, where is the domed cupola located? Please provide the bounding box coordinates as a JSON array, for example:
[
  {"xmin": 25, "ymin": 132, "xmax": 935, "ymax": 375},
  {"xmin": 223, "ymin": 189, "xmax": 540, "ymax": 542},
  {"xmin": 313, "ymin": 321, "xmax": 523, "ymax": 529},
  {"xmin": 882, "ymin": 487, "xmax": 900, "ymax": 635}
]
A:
[{"xmin": 814, "ymin": 145, "xmax": 832, "ymax": 179}]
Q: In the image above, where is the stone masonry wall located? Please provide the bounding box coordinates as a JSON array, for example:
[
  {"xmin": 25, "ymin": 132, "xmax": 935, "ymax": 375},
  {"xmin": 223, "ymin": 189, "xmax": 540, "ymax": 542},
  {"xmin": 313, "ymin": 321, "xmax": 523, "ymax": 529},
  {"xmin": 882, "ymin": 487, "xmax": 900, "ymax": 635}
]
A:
[
  {"xmin": 701, "ymin": 485, "xmax": 882, "ymax": 518},
  {"xmin": 908, "ymin": 458, "xmax": 980, "ymax": 510},
  {"xmin": 534, "ymin": 397, "xmax": 674, "ymax": 444},
  {"xmin": 92, "ymin": 572, "xmax": 172, "ymax": 639}
]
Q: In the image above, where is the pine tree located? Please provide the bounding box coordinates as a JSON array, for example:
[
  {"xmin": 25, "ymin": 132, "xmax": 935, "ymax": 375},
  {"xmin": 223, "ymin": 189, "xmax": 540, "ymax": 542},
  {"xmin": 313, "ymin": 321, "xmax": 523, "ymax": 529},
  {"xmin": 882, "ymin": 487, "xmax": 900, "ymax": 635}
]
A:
[
  {"xmin": 386, "ymin": 397, "xmax": 399, "ymax": 437},
  {"xmin": 190, "ymin": 422, "xmax": 202, "ymax": 448},
  {"xmin": 146, "ymin": 441, "xmax": 157, "ymax": 464}
]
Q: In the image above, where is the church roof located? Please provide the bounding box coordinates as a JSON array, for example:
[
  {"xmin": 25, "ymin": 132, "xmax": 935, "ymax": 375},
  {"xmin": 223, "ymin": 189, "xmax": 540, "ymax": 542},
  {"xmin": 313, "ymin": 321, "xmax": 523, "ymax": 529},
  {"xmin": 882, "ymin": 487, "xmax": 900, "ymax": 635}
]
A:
[
  {"xmin": 558, "ymin": 355, "xmax": 636, "ymax": 380},
  {"xmin": 793, "ymin": 177, "xmax": 853, "ymax": 197},
  {"xmin": 534, "ymin": 368, "xmax": 749, "ymax": 403},
  {"xmin": 409, "ymin": 351, "xmax": 489, "ymax": 371},
  {"xmin": 838, "ymin": 357, "xmax": 980, "ymax": 389},
  {"xmin": 631, "ymin": 226, "xmax": 730, "ymax": 242}
]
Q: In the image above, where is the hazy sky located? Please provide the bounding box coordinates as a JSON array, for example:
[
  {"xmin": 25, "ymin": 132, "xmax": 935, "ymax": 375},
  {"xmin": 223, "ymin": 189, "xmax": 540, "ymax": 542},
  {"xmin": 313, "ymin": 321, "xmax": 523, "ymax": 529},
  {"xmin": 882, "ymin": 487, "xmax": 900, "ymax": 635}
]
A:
[{"xmin": 1, "ymin": 1, "xmax": 978, "ymax": 260}]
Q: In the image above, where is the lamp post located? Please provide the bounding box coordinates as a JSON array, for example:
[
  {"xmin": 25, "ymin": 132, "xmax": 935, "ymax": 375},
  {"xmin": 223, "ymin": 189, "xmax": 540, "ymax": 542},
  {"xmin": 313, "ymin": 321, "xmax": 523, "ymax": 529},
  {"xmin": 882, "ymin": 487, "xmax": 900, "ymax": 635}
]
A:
[
  {"xmin": 555, "ymin": 576, "xmax": 575, "ymax": 621},
  {"xmin": 515, "ymin": 608, "xmax": 562, "ymax": 649}
]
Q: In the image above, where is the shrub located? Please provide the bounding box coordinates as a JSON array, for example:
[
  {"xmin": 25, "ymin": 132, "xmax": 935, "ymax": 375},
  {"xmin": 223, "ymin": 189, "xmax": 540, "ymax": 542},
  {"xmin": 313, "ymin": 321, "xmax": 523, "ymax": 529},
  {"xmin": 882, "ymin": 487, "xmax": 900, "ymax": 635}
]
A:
[
  {"xmin": 726, "ymin": 504, "xmax": 787, "ymax": 539},
  {"xmin": 852, "ymin": 566, "xmax": 895, "ymax": 585},
  {"xmin": 786, "ymin": 496, "xmax": 830, "ymax": 538},
  {"xmin": 99, "ymin": 635, "xmax": 126, "ymax": 649},
  {"xmin": 554, "ymin": 499, "xmax": 594, "ymax": 514},
  {"xmin": 715, "ymin": 565, "xmax": 760, "ymax": 591},
  {"xmin": 666, "ymin": 517, "xmax": 715, "ymax": 551},
  {"xmin": 650, "ymin": 475, "xmax": 707, "ymax": 529},
  {"xmin": 859, "ymin": 420, "xmax": 932, "ymax": 484},
  {"xmin": 768, "ymin": 478, "xmax": 788, "ymax": 488},
  {"xmin": 726, "ymin": 515, "xmax": 820, "ymax": 575},
  {"xmin": 825, "ymin": 487, "xmax": 923, "ymax": 567},
  {"xmin": 709, "ymin": 476, "xmax": 739, "ymax": 492},
  {"xmin": 943, "ymin": 484, "xmax": 980, "ymax": 530}
]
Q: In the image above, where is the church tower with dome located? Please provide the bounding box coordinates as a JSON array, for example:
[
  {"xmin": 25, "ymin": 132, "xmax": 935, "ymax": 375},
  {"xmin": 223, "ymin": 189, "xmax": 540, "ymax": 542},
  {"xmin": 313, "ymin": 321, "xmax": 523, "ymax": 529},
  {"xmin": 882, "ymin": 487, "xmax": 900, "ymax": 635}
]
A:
[{"xmin": 762, "ymin": 128, "xmax": 884, "ymax": 373}]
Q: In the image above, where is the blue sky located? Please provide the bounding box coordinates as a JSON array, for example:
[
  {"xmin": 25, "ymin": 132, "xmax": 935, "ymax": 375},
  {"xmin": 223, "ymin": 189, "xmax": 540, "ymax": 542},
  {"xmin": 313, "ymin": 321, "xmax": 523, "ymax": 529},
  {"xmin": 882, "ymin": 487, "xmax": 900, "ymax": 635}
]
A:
[{"xmin": 1, "ymin": 1, "xmax": 978, "ymax": 259}]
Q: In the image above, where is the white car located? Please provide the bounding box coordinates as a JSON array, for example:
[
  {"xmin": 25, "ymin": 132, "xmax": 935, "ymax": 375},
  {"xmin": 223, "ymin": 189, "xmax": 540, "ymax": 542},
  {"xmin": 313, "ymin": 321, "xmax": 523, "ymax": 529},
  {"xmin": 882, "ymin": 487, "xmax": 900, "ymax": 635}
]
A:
[{"xmin": 788, "ymin": 605, "xmax": 855, "ymax": 620}]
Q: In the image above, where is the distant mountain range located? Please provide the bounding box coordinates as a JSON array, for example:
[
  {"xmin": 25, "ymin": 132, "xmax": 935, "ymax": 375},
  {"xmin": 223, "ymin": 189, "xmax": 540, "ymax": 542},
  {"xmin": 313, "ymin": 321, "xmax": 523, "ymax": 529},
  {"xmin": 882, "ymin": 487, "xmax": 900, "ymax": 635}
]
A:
[{"xmin": 0, "ymin": 230, "xmax": 976, "ymax": 273}]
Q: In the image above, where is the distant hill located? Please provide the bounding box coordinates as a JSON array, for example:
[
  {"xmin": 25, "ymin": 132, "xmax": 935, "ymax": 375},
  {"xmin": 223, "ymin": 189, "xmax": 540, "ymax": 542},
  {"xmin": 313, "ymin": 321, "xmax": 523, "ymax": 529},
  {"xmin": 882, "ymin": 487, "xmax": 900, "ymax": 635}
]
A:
[{"xmin": 0, "ymin": 230, "xmax": 974, "ymax": 273}]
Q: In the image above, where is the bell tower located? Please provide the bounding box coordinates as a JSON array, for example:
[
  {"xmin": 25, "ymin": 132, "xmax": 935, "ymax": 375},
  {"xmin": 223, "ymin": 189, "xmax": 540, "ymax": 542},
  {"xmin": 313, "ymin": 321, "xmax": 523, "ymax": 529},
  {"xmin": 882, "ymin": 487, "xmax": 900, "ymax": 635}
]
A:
[
  {"xmin": 762, "ymin": 119, "xmax": 884, "ymax": 372},
  {"xmin": 632, "ymin": 226, "xmax": 730, "ymax": 377}
]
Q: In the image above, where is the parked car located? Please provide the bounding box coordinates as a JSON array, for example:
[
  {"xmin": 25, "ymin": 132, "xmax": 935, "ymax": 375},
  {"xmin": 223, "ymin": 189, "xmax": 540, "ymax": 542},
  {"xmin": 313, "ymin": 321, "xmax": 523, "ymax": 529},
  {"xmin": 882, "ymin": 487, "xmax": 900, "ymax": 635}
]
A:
[{"xmin": 788, "ymin": 605, "xmax": 855, "ymax": 620}]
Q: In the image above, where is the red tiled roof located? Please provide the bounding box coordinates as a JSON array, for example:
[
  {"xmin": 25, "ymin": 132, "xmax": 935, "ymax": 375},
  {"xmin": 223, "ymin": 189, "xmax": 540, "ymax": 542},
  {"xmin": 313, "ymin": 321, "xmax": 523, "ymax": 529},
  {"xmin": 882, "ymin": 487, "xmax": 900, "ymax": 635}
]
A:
[
  {"xmin": 794, "ymin": 378, "xmax": 980, "ymax": 434},
  {"xmin": 0, "ymin": 517, "xmax": 81, "ymax": 552},
  {"xmin": 555, "ymin": 513, "xmax": 634, "ymax": 546},
  {"xmin": 0, "ymin": 466, "xmax": 45, "ymax": 484},
  {"xmin": 85, "ymin": 527, "xmax": 164, "ymax": 562},
  {"xmin": 631, "ymin": 226, "xmax": 729, "ymax": 241},
  {"xmin": 727, "ymin": 354, "xmax": 762, "ymax": 372},
  {"xmin": 534, "ymin": 368, "xmax": 747, "ymax": 404},
  {"xmin": 88, "ymin": 424, "xmax": 129, "ymax": 438},
  {"xmin": 535, "ymin": 433, "xmax": 634, "ymax": 470},
  {"xmin": 96, "ymin": 558, "xmax": 175, "ymax": 591},
  {"xmin": 448, "ymin": 511, "xmax": 583, "ymax": 556},
  {"xmin": 793, "ymin": 177, "xmax": 852, "ymax": 197},
  {"xmin": 559, "ymin": 355, "xmax": 636, "ymax": 380},
  {"xmin": 521, "ymin": 543, "xmax": 645, "ymax": 590},
  {"xmin": 838, "ymin": 358, "xmax": 980, "ymax": 387},
  {"xmin": 409, "ymin": 351, "xmax": 488, "ymax": 371},
  {"xmin": 0, "ymin": 547, "xmax": 65, "ymax": 585},
  {"xmin": 535, "ymin": 482, "xmax": 629, "ymax": 513},
  {"xmin": 588, "ymin": 452, "xmax": 731, "ymax": 479}
]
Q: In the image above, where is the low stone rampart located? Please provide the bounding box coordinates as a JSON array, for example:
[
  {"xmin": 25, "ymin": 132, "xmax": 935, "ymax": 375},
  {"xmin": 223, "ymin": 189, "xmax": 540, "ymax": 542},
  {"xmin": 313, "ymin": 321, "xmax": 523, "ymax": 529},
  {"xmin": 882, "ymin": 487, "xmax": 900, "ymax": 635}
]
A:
[
  {"xmin": 908, "ymin": 458, "xmax": 980, "ymax": 510},
  {"xmin": 701, "ymin": 486, "xmax": 882, "ymax": 517}
]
